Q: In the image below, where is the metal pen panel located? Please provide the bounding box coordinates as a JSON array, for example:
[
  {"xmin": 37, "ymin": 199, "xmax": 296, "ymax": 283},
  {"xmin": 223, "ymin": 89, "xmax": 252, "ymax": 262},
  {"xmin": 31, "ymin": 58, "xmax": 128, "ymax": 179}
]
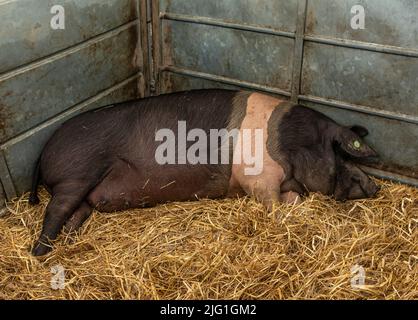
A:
[
  {"xmin": 0, "ymin": 0, "xmax": 138, "ymax": 74},
  {"xmin": 301, "ymin": 42, "xmax": 418, "ymax": 117},
  {"xmin": 0, "ymin": 23, "xmax": 139, "ymax": 143},
  {"xmin": 162, "ymin": 20, "xmax": 294, "ymax": 93},
  {"xmin": 300, "ymin": 0, "xmax": 418, "ymax": 183},
  {"xmin": 0, "ymin": 0, "xmax": 144, "ymax": 199},
  {"xmin": 305, "ymin": 0, "xmax": 418, "ymax": 50},
  {"xmin": 159, "ymin": 0, "xmax": 298, "ymax": 32}
]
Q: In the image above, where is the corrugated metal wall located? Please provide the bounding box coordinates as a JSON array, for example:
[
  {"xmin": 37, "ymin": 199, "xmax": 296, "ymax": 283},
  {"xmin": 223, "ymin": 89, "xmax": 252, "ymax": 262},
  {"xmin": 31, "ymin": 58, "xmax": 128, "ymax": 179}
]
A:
[
  {"xmin": 152, "ymin": 0, "xmax": 418, "ymax": 186},
  {"xmin": 0, "ymin": 0, "xmax": 148, "ymax": 203}
]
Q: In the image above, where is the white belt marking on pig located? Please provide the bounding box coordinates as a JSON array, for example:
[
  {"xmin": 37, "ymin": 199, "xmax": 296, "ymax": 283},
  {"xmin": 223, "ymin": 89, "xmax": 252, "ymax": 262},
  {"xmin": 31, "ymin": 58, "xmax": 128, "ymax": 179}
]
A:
[{"xmin": 229, "ymin": 93, "xmax": 286, "ymax": 206}]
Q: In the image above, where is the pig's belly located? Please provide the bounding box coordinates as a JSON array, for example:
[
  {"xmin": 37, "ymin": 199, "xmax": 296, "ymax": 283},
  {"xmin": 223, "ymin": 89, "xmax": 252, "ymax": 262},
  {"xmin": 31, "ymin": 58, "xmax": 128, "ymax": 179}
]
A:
[{"xmin": 87, "ymin": 163, "xmax": 228, "ymax": 212}]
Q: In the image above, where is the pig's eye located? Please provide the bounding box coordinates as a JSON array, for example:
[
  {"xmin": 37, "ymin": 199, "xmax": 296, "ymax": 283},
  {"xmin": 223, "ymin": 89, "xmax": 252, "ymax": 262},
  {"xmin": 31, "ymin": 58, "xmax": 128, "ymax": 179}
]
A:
[{"xmin": 352, "ymin": 140, "xmax": 361, "ymax": 150}]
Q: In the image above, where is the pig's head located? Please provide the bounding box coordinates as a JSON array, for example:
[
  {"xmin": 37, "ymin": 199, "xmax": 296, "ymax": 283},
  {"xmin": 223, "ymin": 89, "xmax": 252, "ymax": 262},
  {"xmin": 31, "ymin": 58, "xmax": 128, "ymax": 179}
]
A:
[
  {"xmin": 332, "ymin": 125, "xmax": 380, "ymax": 200},
  {"xmin": 277, "ymin": 110, "xmax": 381, "ymax": 201},
  {"xmin": 333, "ymin": 125, "xmax": 378, "ymax": 160}
]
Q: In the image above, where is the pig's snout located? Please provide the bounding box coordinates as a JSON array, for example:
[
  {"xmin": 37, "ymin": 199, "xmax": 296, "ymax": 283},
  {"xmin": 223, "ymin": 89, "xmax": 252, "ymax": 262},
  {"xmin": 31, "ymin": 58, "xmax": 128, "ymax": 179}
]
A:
[{"xmin": 367, "ymin": 182, "xmax": 381, "ymax": 198}]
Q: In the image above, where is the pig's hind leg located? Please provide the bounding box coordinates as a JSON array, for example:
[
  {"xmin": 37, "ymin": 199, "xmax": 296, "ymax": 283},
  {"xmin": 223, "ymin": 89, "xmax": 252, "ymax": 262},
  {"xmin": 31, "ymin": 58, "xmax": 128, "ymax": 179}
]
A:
[
  {"xmin": 63, "ymin": 201, "xmax": 93, "ymax": 233},
  {"xmin": 31, "ymin": 182, "xmax": 94, "ymax": 256}
]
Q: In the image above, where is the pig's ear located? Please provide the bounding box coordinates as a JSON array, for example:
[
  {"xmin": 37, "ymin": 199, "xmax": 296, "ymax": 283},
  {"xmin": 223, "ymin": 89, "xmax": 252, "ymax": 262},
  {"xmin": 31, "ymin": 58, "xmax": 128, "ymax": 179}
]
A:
[
  {"xmin": 350, "ymin": 125, "xmax": 369, "ymax": 137},
  {"xmin": 334, "ymin": 127, "xmax": 378, "ymax": 159}
]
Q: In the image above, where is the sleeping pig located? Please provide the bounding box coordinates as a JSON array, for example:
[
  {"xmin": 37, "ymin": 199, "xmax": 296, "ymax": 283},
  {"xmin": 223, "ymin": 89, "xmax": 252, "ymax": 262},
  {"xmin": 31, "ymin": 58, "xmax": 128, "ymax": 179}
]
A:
[{"xmin": 29, "ymin": 89, "xmax": 379, "ymax": 256}]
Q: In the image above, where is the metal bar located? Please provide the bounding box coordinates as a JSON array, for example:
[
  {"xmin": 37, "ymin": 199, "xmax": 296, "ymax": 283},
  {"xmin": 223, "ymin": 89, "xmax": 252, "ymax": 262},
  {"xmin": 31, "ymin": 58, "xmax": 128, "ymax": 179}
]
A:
[
  {"xmin": 0, "ymin": 74, "xmax": 141, "ymax": 149},
  {"xmin": 158, "ymin": 10, "xmax": 165, "ymax": 93},
  {"xmin": 161, "ymin": 66, "xmax": 291, "ymax": 97},
  {"xmin": 146, "ymin": 0, "xmax": 155, "ymax": 94},
  {"xmin": 290, "ymin": 0, "xmax": 308, "ymax": 102},
  {"xmin": 0, "ymin": 20, "xmax": 139, "ymax": 82},
  {"xmin": 150, "ymin": 0, "xmax": 161, "ymax": 94},
  {"xmin": 160, "ymin": 12, "xmax": 295, "ymax": 39},
  {"xmin": 160, "ymin": 65, "xmax": 418, "ymax": 125},
  {"xmin": 304, "ymin": 35, "xmax": 418, "ymax": 58},
  {"xmin": 159, "ymin": 12, "xmax": 418, "ymax": 59},
  {"xmin": 0, "ymin": 181, "xmax": 6, "ymax": 214},
  {"xmin": 138, "ymin": 0, "xmax": 150, "ymax": 97},
  {"xmin": 0, "ymin": 150, "xmax": 16, "ymax": 200},
  {"xmin": 0, "ymin": 0, "xmax": 19, "ymax": 7},
  {"xmin": 359, "ymin": 165, "xmax": 418, "ymax": 188},
  {"xmin": 299, "ymin": 94, "xmax": 418, "ymax": 125}
]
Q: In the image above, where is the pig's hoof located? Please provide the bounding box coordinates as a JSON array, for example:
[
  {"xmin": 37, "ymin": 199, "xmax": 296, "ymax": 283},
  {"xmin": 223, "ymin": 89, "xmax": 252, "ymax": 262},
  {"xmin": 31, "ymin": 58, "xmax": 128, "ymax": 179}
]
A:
[
  {"xmin": 28, "ymin": 193, "xmax": 40, "ymax": 205},
  {"xmin": 261, "ymin": 199, "xmax": 275, "ymax": 213},
  {"xmin": 31, "ymin": 241, "xmax": 52, "ymax": 256}
]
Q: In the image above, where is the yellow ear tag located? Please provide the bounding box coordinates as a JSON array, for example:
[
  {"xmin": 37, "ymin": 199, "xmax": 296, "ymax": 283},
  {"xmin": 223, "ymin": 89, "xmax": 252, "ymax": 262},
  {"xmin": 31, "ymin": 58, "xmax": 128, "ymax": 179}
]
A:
[{"xmin": 353, "ymin": 140, "xmax": 361, "ymax": 149}]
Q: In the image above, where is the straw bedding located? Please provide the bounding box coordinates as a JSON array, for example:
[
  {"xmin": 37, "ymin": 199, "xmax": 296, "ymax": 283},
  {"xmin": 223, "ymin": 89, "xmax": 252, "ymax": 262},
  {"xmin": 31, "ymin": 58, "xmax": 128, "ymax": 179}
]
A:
[{"xmin": 0, "ymin": 179, "xmax": 416, "ymax": 299}]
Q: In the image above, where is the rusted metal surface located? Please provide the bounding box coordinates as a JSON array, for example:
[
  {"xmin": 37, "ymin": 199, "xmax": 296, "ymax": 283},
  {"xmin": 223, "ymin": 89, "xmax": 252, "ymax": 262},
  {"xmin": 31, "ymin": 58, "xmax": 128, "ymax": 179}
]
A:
[
  {"xmin": 155, "ymin": 0, "xmax": 418, "ymax": 183},
  {"xmin": 0, "ymin": 0, "xmax": 144, "ymax": 200}
]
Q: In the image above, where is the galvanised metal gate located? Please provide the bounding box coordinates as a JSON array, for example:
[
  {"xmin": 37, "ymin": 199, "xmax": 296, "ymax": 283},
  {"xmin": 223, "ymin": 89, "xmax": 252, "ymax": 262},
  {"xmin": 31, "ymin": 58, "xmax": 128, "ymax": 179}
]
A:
[
  {"xmin": 0, "ymin": 0, "xmax": 150, "ymax": 206},
  {"xmin": 150, "ymin": 0, "xmax": 418, "ymax": 186}
]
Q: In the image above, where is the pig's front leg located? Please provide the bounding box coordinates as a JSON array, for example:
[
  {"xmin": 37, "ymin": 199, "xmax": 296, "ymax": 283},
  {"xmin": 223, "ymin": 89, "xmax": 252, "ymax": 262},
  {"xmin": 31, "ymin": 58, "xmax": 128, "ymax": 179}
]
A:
[
  {"xmin": 280, "ymin": 191, "xmax": 302, "ymax": 205},
  {"xmin": 242, "ymin": 179, "xmax": 302, "ymax": 210},
  {"xmin": 240, "ymin": 178, "xmax": 281, "ymax": 212}
]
